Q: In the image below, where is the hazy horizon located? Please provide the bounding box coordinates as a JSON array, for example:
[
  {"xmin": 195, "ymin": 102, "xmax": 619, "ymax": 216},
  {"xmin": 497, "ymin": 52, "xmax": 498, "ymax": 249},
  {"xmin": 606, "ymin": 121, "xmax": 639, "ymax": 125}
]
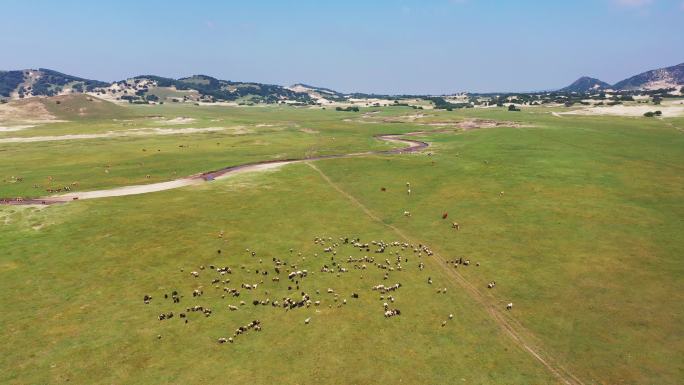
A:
[{"xmin": 2, "ymin": 0, "xmax": 683, "ymax": 94}]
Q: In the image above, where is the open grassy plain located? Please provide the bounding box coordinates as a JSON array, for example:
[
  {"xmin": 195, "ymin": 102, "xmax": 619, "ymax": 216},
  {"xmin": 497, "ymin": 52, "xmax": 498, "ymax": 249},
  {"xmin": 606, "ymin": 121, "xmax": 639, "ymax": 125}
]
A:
[{"xmin": 1, "ymin": 97, "xmax": 682, "ymax": 384}]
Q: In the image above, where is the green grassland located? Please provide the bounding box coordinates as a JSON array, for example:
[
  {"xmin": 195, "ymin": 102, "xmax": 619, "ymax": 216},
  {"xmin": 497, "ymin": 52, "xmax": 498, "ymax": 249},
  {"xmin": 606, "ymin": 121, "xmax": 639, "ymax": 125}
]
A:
[{"xmin": 1, "ymin": 99, "xmax": 682, "ymax": 384}]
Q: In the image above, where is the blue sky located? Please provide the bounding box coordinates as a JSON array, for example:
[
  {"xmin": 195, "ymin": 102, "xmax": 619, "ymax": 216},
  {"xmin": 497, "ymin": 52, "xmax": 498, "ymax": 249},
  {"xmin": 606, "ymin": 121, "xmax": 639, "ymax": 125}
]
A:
[{"xmin": 1, "ymin": 0, "xmax": 682, "ymax": 93}]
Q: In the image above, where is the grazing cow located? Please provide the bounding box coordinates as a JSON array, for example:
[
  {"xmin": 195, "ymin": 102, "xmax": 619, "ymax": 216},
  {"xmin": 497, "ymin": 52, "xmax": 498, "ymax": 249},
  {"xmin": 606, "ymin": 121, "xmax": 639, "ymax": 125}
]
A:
[
  {"xmin": 442, "ymin": 212, "xmax": 448, "ymax": 219},
  {"xmin": 452, "ymin": 222, "xmax": 460, "ymax": 230},
  {"xmin": 506, "ymin": 303, "xmax": 513, "ymax": 310},
  {"xmin": 304, "ymin": 317, "xmax": 311, "ymax": 324},
  {"xmin": 403, "ymin": 211, "xmax": 411, "ymax": 217}
]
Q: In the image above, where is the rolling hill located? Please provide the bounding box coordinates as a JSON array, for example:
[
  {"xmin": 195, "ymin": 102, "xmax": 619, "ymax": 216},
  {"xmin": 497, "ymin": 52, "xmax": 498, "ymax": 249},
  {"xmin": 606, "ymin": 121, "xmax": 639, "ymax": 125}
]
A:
[
  {"xmin": 0, "ymin": 69, "xmax": 314, "ymax": 104},
  {"xmin": 0, "ymin": 68, "xmax": 108, "ymax": 98}
]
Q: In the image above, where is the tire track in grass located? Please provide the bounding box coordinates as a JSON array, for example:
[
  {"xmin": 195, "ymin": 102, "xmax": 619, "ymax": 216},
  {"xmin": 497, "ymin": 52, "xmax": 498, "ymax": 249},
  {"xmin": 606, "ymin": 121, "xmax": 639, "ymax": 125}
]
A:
[{"xmin": 306, "ymin": 161, "xmax": 585, "ymax": 385}]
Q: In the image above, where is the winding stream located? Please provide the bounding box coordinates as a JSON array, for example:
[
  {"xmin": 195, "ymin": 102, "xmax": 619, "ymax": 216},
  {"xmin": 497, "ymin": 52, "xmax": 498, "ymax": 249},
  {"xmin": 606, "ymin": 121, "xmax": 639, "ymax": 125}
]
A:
[{"xmin": 1, "ymin": 133, "xmax": 429, "ymax": 205}]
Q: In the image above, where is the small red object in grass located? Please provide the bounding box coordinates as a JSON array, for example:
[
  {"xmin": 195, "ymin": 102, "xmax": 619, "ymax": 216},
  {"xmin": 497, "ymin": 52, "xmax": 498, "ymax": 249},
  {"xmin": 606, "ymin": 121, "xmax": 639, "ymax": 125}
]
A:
[{"xmin": 442, "ymin": 212, "xmax": 448, "ymax": 219}]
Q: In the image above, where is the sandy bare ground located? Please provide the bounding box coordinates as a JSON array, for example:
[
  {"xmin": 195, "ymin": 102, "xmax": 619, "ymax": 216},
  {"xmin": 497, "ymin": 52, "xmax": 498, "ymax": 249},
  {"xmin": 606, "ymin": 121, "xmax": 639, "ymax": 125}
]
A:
[
  {"xmin": 55, "ymin": 178, "xmax": 205, "ymax": 200},
  {"xmin": 156, "ymin": 117, "xmax": 196, "ymax": 124},
  {"xmin": 0, "ymin": 125, "xmax": 36, "ymax": 132},
  {"xmin": 380, "ymin": 113, "xmax": 426, "ymax": 123},
  {"xmin": 0, "ymin": 126, "xmax": 248, "ymax": 144},
  {"xmin": 0, "ymin": 99, "xmax": 62, "ymax": 124},
  {"xmin": 417, "ymin": 118, "xmax": 529, "ymax": 131},
  {"xmin": 559, "ymin": 104, "xmax": 684, "ymax": 117}
]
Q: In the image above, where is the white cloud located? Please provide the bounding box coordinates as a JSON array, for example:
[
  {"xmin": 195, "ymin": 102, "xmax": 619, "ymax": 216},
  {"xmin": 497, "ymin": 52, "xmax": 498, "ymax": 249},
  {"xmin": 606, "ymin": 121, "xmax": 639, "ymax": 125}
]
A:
[{"xmin": 612, "ymin": 0, "xmax": 654, "ymax": 7}]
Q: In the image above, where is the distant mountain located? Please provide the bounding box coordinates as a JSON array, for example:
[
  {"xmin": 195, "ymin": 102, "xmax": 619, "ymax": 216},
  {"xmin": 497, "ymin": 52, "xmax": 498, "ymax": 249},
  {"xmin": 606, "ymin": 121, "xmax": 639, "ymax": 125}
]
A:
[
  {"xmin": 613, "ymin": 62, "xmax": 684, "ymax": 91},
  {"xmin": 3, "ymin": 62, "xmax": 684, "ymax": 103},
  {"xmin": 560, "ymin": 76, "xmax": 611, "ymax": 93}
]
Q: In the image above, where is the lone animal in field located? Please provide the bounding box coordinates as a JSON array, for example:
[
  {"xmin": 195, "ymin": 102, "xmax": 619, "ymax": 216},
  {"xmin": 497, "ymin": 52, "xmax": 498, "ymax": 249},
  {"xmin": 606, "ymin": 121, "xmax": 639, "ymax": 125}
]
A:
[
  {"xmin": 506, "ymin": 303, "xmax": 513, "ymax": 310},
  {"xmin": 442, "ymin": 212, "xmax": 448, "ymax": 219},
  {"xmin": 403, "ymin": 211, "xmax": 411, "ymax": 217},
  {"xmin": 452, "ymin": 222, "xmax": 460, "ymax": 230}
]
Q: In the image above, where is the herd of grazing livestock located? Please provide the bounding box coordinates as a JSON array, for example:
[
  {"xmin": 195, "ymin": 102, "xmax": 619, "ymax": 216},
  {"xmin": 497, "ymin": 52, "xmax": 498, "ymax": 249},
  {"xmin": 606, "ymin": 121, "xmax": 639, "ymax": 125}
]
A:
[{"xmin": 144, "ymin": 228, "xmax": 512, "ymax": 345}]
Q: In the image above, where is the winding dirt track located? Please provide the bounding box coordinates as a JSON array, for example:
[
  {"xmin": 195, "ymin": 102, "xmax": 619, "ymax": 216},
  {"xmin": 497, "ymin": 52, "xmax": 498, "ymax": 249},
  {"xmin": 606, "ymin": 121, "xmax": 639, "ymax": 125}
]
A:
[
  {"xmin": 307, "ymin": 162, "xmax": 584, "ymax": 385},
  {"xmin": 0, "ymin": 133, "xmax": 428, "ymax": 205}
]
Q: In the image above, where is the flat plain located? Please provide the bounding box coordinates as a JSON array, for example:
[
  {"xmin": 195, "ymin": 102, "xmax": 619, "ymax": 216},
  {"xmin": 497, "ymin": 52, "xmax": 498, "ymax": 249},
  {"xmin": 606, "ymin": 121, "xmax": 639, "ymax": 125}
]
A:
[{"xmin": 1, "ymin": 97, "xmax": 683, "ymax": 384}]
